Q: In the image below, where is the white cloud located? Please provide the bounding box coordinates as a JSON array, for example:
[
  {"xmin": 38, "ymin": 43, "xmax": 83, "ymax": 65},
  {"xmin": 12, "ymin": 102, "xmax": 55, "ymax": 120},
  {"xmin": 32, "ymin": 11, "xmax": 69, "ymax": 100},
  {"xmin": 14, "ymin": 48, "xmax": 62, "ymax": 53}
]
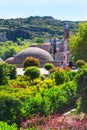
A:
[{"xmin": 81, "ymin": 17, "xmax": 87, "ymax": 21}]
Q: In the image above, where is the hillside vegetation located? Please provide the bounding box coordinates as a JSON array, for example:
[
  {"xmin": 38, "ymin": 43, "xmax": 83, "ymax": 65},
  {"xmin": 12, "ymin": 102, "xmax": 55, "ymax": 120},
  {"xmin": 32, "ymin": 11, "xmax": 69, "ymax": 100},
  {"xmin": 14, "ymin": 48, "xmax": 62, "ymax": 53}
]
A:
[{"xmin": 0, "ymin": 16, "xmax": 78, "ymax": 41}]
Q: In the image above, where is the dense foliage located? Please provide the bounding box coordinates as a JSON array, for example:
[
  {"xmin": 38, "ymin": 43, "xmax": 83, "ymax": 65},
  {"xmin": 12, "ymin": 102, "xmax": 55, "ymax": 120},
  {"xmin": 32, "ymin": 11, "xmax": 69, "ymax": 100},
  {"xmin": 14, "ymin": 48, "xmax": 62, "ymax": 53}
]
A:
[
  {"xmin": 0, "ymin": 62, "xmax": 17, "ymax": 85},
  {"xmin": 69, "ymin": 22, "xmax": 87, "ymax": 62},
  {"xmin": 0, "ymin": 63, "xmax": 78, "ymax": 127},
  {"xmin": 43, "ymin": 63, "xmax": 54, "ymax": 70},
  {"xmin": 53, "ymin": 69, "xmax": 66, "ymax": 85},
  {"xmin": 76, "ymin": 60, "xmax": 86, "ymax": 68},
  {"xmin": 0, "ymin": 62, "xmax": 87, "ymax": 129},
  {"xmin": 8, "ymin": 64, "xmax": 17, "ymax": 79},
  {"xmin": 0, "ymin": 40, "xmax": 31, "ymax": 60},
  {"xmin": 24, "ymin": 66, "xmax": 40, "ymax": 82},
  {"xmin": 0, "ymin": 122, "xmax": 17, "ymax": 130},
  {"xmin": 75, "ymin": 65, "xmax": 87, "ymax": 113},
  {"xmin": 0, "ymin": 62, "xmax": 9, "ymax": 85},
  {"xmin": 23, "ymin": 56, "xmax": 40, "ymax": 69},
  {"xmin": 0, "ymin": 16, "xmax": 78, "ymax": 41}
]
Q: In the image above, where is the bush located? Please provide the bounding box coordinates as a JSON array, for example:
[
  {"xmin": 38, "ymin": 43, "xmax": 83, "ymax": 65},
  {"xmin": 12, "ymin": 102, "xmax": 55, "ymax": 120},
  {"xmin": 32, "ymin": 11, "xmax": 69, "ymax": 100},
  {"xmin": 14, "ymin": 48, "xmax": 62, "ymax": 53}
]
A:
[
  {"xmin": 76, "ymin": 97, "xmax": 87, "ymax": 113},
  {"xmin": 0, "ymin": 62, "xmax": 9, "ymax": 85},
  {"xmin": 24, "ymin": 67, "xmax": 40, "ymax": 81},
  {"xmin": 54, "ymin": 69, "xmax": 66, "ymax": 85},
  {"xmin": 76, "ymin": 60, "xmax": 86, "ymax": 68},
  {"xmin": 0, "ymin": 121, "xmax": 17, "ymax": 130},
  {"xmin": 75, "ymin": 65, "xmax": 87, "ymax": 97},
  {"xmin": 44, "ymin": 63, "xmax": 54, "ymax": 70},
  {"xmin": 0, "ymin": 96, "xmax": 22, "ymax": 124},
  {"xmin": 34, "ymin": 37, "xmax": 44, "ymax": 43},
  {"xmin": 65, "ymin": 70, "xmax": 77, "ymax": 81},
  {"xmin": 0, "ymin": 63, "xmax": 17, "ymax": 85},
  {"xmin": 23, "ymin": 56, "xmax": 40, "ymax": 69},
  {"xmin": 41, "ymin": 81, "xmax": 77, "ymax": 114},
  {"xmin": 8, "ymin": 64, "xmax": 17, "ymax": 79},
  {"xmin": 75, "ymin": 65, "xmax": 87, "ymax": 112}
]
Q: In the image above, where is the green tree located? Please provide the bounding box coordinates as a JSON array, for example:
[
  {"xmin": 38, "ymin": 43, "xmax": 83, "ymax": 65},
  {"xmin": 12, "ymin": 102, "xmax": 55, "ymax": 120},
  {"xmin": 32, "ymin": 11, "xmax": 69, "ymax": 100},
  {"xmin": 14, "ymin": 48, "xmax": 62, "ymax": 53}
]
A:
[
  {"xmin": 0, "ymin": 63, "xmax": 17, "ymax": 85},
  {"xmin": 0, "ymin": 96, "xmax": 22, "ymax": 124},
  {"xmin": 75, "ymin": 65, "xmax": 87, "ymax": 112},
  {"xmin": 8, "ymin": 64, "xmax": 17, "ymax": 79},
  {"xmin": 0, "ymin": 63, "xmax": 9, "ymax": 85},
  {"xmin": 34, "ymin": 37, "xmax": 44, "ymax": 44},
  {"xmin": 23, "ymin": 56, "xmax": 40, "ymax": 69},
  {"xmin": 3, "ymin": 48, "xmax": 16, "ymax": 60},
  {"xmin": 24, "ymin": 67, "xmax": 40, "ymax": 82},
  {"xmin": 54, "ymin": 69, "xmax": 66, "ymax": 85},
  {"xmin": 69, "ymin": 22, "xmax": 87, "ymax": 62},
  {"xmin": 44, "ymin": 63, "xmax": 54, "ymax": 70}
]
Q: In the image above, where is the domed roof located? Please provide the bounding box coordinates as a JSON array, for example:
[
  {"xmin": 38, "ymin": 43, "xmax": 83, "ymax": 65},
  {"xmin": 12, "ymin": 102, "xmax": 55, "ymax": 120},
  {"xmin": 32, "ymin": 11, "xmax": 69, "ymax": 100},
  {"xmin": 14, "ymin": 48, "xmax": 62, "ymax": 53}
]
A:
[
  {"xmin": 14, "ymin": 46, "xmax": 53, "ymax": 63},
  {"xmin": 5, "ymin": 57, "xmax": 14, "ymax": 63}
]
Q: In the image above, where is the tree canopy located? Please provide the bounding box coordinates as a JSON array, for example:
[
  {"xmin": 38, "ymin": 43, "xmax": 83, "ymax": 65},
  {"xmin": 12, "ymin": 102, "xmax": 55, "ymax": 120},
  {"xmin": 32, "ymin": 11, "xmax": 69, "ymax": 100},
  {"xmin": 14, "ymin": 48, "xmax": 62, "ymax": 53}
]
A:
[
  {"xmin": 69, "ymin": 22, "xmax": 87, "ymax": 62},
  {"xmin": 0, "ymin": 16, "xmax": 78, "ymax": 41}
]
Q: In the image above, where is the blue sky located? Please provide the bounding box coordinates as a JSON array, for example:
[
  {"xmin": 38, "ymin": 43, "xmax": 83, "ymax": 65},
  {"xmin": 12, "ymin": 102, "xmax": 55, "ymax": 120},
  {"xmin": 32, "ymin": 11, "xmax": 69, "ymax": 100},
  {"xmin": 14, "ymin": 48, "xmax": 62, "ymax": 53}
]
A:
[{"xmin": 0, "ymin": 0, "xmax": 87, "ymax": 21}]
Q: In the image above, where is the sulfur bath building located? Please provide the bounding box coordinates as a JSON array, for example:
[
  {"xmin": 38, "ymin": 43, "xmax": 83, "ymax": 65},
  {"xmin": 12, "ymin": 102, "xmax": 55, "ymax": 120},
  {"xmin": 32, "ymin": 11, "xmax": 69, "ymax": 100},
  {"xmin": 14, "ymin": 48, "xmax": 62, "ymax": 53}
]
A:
[{"xmin": 5, "ymin": 45, "xmax": 54, "ymax": 67}]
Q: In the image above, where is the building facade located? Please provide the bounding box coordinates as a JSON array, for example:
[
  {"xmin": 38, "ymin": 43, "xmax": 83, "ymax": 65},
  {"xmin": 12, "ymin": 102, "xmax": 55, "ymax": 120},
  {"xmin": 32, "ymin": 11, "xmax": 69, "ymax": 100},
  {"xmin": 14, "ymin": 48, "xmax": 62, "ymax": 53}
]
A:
[{"xmin": 39, "ymin": 24, "xmax": 70, "ymax": 67}]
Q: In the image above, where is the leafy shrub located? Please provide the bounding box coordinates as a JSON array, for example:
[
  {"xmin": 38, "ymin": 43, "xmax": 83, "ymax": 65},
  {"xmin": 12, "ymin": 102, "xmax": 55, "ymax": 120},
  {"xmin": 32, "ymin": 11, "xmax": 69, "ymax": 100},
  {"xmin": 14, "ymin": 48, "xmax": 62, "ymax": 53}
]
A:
[
  {"xmin": 44, "ymin": 63, "xmax": 54, "ymax": 70},
  {"xmin": 0, "ymin": 121, "xmax": 17, "ymax": 130},
  {"xmin": 40, "ymin": 74, "xmax": 46, "ymax": 81},
  {"xmin": 47, "ymin": 81, "xmax": 77, "ymax": 114},
  {"xmin": 8, "ymin": 64, "xmax": 17, "ymax": 79},
  {"xmin": 3, "ymin": 48, "xmax": 16, "ymax": 60},
  {"xmin": 9, "ymin": 76, "xmax": 29, "ymax": 88},
  {"xmin": 0, "ymin": 62, "xmax": 9, "ymax": 85},
  {"xmin": 65, "ymin": 70, "xmax": 77, "ymax": 81},
  {"xmin": 23, "ymin": 56, "xmax": 40, "ymax": 69},
  {"xmin": 75, "ymin": 65, "xmax": 87, "ymax": 97},
  {"xmin": 0, "ymin": 78, "xmax": 77, "ymax": 126},
  {"xmin": 75, "ymin": 65, "xmax": 87, "ymax": 112},
  {"xmin": 0, "ymin": 96, "xmax": 22, "ymax": 124},
  {"xmin": 39, "ymin": 81, "xmax": 77, "ymax": 114},
  {"xmin": 50, "ymin": 67, "xmax": 63, "ymax": 80},
  {"xmin": 34, "ymin": 37, "xmax": 44, "ymax": 43},
  {"xmin": 76, "ymin": 60, "xmax": 86, "ymax": 68},
  {"xmin": 0, "ymin": 63, "xmax": 17, "ymax": 85},
  {"xmin": 24, "ymin": 67, "xmax": 40, "ymax": 81},
  {"xmin": 41, "ymin": 79, "xmax": 55, "ymax": 89},
  {"xmin": 54, "ymin": 69, "xmax": 66, "ymax": 85}
]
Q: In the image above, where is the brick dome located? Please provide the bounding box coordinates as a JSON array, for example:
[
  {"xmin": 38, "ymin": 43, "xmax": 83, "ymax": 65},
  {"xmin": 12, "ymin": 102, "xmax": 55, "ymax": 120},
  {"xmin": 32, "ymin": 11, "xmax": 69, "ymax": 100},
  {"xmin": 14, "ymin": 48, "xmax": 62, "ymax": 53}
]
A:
[
  {"xmin": 14, "ymin": 46, "xmax": 53, "ymax": 62},
  {"xmin": 5, "ymin": 46, "xmax": 53, "ymax": 67}
]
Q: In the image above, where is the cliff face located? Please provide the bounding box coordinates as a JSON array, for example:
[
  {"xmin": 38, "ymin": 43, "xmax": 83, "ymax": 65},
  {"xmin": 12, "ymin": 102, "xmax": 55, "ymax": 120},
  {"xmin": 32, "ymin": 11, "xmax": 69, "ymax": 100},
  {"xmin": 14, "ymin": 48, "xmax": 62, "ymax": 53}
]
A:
[
  {"xmin": 0, "ymin": 16, "xmax": 78, "ymax": 41},
  {"xmin": 6, "ymin": 29, "xmax": 31, "ymax": 41}
]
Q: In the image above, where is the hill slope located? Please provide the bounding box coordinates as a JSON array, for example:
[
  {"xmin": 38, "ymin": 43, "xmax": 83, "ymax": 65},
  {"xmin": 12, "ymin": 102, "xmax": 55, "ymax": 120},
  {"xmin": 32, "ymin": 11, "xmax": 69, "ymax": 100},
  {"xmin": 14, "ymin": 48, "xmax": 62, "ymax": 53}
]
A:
[{"xmin": 0, "ymin": 16, "xmax": 79, "ymax": 41}]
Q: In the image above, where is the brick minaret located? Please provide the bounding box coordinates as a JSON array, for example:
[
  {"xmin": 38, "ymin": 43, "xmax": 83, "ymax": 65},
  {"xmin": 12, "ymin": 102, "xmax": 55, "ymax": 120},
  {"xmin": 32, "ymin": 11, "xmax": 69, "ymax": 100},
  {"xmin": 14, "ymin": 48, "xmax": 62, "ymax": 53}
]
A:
[
  {"xmin": 64, "ymin": 23, "xmax": 70, "ymax": 39},
  {"xmin": 63, "ymin": 24, "xmax": 70, "ymax": 66}
]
